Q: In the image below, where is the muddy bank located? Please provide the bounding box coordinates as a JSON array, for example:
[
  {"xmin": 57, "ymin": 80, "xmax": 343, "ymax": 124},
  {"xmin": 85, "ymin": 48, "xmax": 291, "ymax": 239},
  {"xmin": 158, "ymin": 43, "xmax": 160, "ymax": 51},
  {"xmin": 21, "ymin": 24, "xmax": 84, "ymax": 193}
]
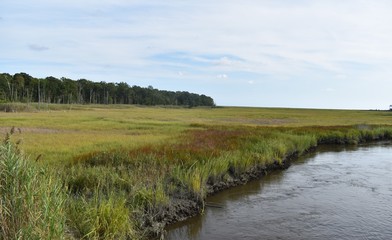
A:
[
  {"xmin": 205, "ymin": 153, "xmax": 296, "ymax": 195},
  {"xmin": 147, "ymin": 137, "xmax": 392, "ymax": 238},
  {"xmin": 144, "ymin": 151, "xmax": 304, "ymax": 239},
  {"xmin": 166, "ymin": 142, "xmax": 392, "ymax": 240}
]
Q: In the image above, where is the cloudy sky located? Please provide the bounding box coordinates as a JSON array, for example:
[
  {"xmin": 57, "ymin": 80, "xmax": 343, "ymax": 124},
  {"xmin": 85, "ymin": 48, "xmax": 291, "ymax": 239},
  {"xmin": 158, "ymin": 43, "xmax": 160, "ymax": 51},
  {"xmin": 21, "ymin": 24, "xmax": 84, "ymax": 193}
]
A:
[{"xmin": 1, "ymin": 0, "xmax": 392, "ymax": 109}]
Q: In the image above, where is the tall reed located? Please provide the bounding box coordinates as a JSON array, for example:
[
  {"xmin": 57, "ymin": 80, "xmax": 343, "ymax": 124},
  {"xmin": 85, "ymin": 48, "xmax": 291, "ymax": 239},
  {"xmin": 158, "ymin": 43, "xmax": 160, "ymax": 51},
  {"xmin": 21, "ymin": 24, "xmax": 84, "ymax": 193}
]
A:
[{"xmin": 0, "ymin": 130, "xmax": 66, "ymax": 239}]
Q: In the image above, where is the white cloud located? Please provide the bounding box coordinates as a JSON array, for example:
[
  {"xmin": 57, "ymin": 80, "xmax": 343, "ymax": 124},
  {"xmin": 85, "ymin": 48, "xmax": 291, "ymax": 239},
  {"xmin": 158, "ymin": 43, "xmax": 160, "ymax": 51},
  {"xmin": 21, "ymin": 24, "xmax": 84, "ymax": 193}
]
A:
[
  {"xmin": 2, "ymin": 0, "xmax": 392, "ymax": 108},
  {"xmin": 216, "ymin": 74, "xmax": 228, "ymax": 79},
  {"xmin": 214, "ymin": 57, "xmax": 233, "ymax": 66}
]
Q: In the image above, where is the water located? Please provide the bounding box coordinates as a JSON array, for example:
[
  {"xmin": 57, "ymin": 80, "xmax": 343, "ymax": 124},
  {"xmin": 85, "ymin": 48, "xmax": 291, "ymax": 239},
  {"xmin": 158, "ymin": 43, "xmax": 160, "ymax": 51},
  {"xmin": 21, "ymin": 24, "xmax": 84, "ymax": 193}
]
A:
[{"xmin": 166, "ymin": 143, "xmax": 392, "ymax": 240}]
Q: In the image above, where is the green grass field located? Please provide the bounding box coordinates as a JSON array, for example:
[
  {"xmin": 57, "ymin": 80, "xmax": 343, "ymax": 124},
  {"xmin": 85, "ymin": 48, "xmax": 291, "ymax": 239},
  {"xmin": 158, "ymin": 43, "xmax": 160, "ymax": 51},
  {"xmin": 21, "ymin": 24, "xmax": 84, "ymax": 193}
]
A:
[
  {"xmin": 1, "ymin": 104, "xmax": 391, "ymax": 163},
  {"xmin": 1, "ymin": 104, "xmax": 392, "ymax": 239}
]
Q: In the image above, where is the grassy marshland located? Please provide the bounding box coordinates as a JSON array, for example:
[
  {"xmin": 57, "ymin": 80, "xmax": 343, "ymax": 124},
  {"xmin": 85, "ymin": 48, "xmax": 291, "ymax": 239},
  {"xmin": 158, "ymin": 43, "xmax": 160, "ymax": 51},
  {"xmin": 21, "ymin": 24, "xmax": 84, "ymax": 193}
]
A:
[{"xmin": 1, "ymin": 104, "xmax": 392, "ymax": 239}]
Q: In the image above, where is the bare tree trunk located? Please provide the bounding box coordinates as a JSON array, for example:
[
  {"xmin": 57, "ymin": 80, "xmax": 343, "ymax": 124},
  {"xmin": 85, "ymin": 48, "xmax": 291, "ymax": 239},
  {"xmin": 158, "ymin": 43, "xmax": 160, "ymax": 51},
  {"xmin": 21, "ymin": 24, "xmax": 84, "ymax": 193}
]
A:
[{"xmin": 38, "ymin": 80, "xmax": 40, "ymax": 110}]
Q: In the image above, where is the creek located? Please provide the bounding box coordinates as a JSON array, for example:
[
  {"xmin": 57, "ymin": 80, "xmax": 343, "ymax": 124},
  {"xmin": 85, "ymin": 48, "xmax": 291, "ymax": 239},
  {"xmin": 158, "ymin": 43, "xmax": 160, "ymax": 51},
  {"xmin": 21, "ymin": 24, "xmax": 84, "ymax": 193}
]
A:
[{"xmin": 166, "ymin": 142, "xmax": 392, "ymax": 240}]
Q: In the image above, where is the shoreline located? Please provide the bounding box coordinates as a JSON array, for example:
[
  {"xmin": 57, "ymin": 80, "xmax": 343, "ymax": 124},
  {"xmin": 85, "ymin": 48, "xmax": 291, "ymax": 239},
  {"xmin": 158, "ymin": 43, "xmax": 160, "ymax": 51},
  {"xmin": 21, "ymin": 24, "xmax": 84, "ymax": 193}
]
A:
[
  {"xmin": 149, "ymin": 138, "xmax": 391, "ymax": 239},
  {"xmin": 147, "ymin": 150, "xmax": 306, "ymax": 239}
]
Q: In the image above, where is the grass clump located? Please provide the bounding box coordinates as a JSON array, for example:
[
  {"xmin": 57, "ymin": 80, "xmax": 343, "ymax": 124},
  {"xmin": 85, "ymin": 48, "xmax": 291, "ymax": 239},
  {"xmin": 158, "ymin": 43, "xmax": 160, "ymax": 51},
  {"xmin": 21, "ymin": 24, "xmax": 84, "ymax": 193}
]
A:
[
  {"xmin": 65, "ymin": 150, "xmax": 171, "ymax": 239},
  {"xmin": 0, "ymin": 130, "xmax": 66, "ymax": 240},
  {"xmin": 67, "ymin": 192, "xmax": 134, "ymax": 240}
]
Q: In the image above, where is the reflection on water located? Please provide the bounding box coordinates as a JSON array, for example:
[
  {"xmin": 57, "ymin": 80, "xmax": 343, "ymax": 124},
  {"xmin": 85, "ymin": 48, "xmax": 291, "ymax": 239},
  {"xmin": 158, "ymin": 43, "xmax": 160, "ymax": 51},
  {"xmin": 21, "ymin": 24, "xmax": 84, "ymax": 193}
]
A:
[{"xmin": 166, "ymin": 142, "xmax": 392, "ymax": 240}]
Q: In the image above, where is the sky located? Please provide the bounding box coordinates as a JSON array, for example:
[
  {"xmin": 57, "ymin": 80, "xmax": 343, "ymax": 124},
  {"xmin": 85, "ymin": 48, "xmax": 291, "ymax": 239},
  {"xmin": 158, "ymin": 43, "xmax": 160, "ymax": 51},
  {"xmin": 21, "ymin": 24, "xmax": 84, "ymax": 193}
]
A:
[{"xmin": 1, "ymin": 0, "xmax": 392, "ymax": 109}]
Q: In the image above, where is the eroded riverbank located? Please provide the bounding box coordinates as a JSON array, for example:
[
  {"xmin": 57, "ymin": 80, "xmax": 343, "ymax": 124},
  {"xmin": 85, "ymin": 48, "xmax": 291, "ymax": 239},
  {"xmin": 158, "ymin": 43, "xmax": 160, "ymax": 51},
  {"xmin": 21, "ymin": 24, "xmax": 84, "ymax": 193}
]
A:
[
  {"xmin": 139, "ymin": 127, "xmax": 392, "ymax": 239},
  {"xmin": 166, "ymin": 142, "xmax": 392, "ymax": 240},
  {"xmin": 147, "ymin": 151, "xmax": 302, "ymax": 238}
]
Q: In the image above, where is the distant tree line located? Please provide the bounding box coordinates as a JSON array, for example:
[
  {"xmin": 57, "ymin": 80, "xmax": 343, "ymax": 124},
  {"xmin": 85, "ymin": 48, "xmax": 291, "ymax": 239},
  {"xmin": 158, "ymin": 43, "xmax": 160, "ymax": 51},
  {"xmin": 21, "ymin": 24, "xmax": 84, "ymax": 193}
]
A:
[{"xmin": 0, "ymin": 73, "xmax": 215, "ymax": 107}]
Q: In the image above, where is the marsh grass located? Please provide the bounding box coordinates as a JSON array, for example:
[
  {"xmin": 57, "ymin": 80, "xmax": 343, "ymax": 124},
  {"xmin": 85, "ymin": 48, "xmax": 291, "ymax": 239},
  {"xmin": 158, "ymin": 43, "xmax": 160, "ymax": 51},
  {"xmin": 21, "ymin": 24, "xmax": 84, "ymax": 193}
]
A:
[
  {"xmin": 0, "ymin": 130, "xmax": 66, "ymax": 240},
  {"xmin": 2, "ymin": 106, "xmax": 392, "ymax": 238},
  {"xmin": 0, "ymin": 105, "xmax": 391, "ymax": 164},
  {"xmin": 66, "ymin": 192, "xmax": 134, "ymax": 240},
  {"xmin": 63, "ymin": 124, "xmax": 392, "ymax": 238}
]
